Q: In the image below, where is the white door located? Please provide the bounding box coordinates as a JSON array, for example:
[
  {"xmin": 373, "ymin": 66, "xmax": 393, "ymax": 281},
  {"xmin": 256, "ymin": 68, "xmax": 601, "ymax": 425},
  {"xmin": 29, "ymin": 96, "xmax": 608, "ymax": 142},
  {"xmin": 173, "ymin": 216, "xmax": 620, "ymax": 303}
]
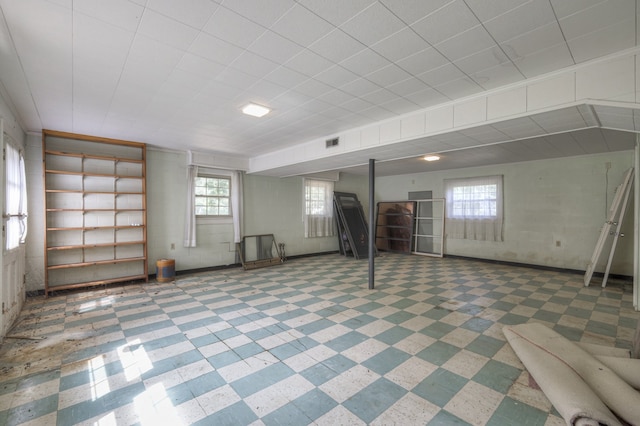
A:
[{"xmin": 1, "ymin": 122, "xmax": 26, "ymax": 340}]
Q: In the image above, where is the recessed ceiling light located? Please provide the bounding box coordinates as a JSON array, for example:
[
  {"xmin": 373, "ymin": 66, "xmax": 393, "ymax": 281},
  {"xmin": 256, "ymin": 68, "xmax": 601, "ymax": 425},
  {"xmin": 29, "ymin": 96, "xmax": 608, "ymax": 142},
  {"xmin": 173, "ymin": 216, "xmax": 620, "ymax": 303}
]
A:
[
  {"xmin": 423, "ymin": 155, "xmax": 440, "ymax": 162},
  {"xmin": 242, "ymin": 103, "xmax": 270, "ymax": 118}
]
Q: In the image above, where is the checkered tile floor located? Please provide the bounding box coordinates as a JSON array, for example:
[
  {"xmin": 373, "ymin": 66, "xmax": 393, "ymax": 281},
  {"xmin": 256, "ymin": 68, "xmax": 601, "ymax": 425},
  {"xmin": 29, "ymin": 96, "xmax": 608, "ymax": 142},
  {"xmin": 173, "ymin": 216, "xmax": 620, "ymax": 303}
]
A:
[{"xmin": 0, "ymin": 253, "xmax": 636, "ymax": 425}]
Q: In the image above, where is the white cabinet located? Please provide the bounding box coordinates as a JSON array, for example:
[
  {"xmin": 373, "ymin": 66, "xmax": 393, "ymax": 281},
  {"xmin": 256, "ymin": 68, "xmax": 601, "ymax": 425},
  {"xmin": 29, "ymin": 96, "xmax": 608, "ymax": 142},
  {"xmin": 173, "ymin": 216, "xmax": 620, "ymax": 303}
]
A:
[{"xmin": 43, "ymin": 130, "xmax": 148, "ymax": 295}]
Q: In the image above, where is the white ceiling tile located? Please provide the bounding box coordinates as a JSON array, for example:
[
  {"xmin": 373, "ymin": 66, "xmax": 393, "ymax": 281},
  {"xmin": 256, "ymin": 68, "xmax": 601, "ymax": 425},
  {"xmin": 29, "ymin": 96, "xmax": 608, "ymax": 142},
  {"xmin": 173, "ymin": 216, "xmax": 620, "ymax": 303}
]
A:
[
  {"xmin": 270, "ymin": 90, "xmax": 314, "ymax": 109},
  {"xmin": 285, "ymin": 50, "xmax": 335, "ymax": 77},
  {"xmin": 361, "ymin": 105, "xmax": 395, "ymax": 121},
  {"xmin": 365, "ymin": 64, "xmax": 412, "ymax": 87},
  {"xmin": 386, "ymin": 77, "xmax": 431, "ymax": 97},
  {"xmin": 340, "ymin": 49, "xmax": 392, "ymax": 76},
  {"xmin": 379, "ymin": 0, "xmax": 453, "ymax": 25},
  {"xmin": 248, "ymin": 31, "xmax": 305, "ymax": 64},
  {"xmin": 512, "ymin": 43, "xmax": 574, "ymax": 78},
  {"xmin": 189, "ymin": 32, "xmax": 244, "ymax": 64},
  {"xmin": 500, "ymin": 21, "xmax": 565, "ymax": 60},
  {"xmin": 464, "ymin": 0, "xmax": 530, "ymax": 22},
  {"xmin": 313, "ymin": 65, "xmax": 360, "ymax": 87},
  {"xmin": 491, "ymin": 117, "xmax": 545, "ymax": 139},
  {"xmin": 214, "ymin": 67, "xmax": 261, "ymax": 90},
  {"xmin": 308, "ymin": 29, "xmax": 367, "ymax": 63},
  {"xmin": 370, "ymin": 27, "xmax": 432, "ymax": 62},
  {"xmin": 317, "ymin": 89, "xmax": 357, "ymax": 105},
  {"xmin": 300, "ymin": 98, "xmax": 332, "ymax": 114},
  {"xmin": 221, "ymin": 0, "xmax": 296, "ymax": 28},
  {"xmin": 146, "ymin": 0, "xmax": 218, "ymax": 29},
  {"xmin": 471, "ymin": 62, "xmax": 524, "ymax": 90},
  {"xmin": 293, "ymin": 79, "xmax": 334, "ymax": 98},
  {"xmin": 411, "ymin": 0, "xmax": 479, "ymax": 45},
  {"xmin": 558, "ymin": 0, "xmax": 633, "ymax": 40},
  {"xmin": 176, "ymin": 53, "xmax": 226, "ymax": 79},
  {"xmin": 416, "ymin": 63, "xmax": 464, "ymax": 87},
  {"xmin": 566, "ymin": 16, "xmax": 636, "ymax": 64},
  {"xmin": 263, "ymin": 66, "xmax": 309, "ymax": 88},
  {"xmin": 297, "ymin": 0, "xmax": 377, "ymax": 26},
  {"xmin": 340, "ymin": 2, "xmax": 406, "ymax": 45},
  {"xmin": 484, "ymin": 1, "xmax": 556, "ymax": 43},
  {"xmin": 530, "ymin": 107, "xmax": 588, "ymax": 133},
  {"xmin": 550, "ymin": 0, "xmax": 606, "ymax": 19},
  {"xmin": 601, "ymin": 128, "xmax": 635, "ymax": 150},
  {"xmin": 271, "ymin": 3, "xmax": 335, "ymax": 46},
  {"xmin": 340, "ymin": 97, "xmax": 375, "ymax": 113},
  {"xmin": 244, "ymin": 80, "xmax": 287, "ymax": 100},
  {"xmin": 360, "ymin": 88, "xmax": 398, "ymax": 105},
  {"xmin": 574, "ymin": 127, "xmax": 612, "ymax": 154},
  {"xmin": 202, "ymin": 6, "xmax": 266, "ymax": 48},
  {"xmin": 74, "ymin": 0, "xmax": 143, "ymax": 32},
  {"xmin": 544, "ymin": 132, "xmax": 585, "ymax": 156},
  {"xmin": 73, "ymin": 13, "xmax": 134, "ymax": 66},
  {"xmin": 138, "ymin": 9, "xmax": 199, "ymax": 50},
  {"xmin": 230, "ymin": 52, "xmax": 280, "ymax": 78},
  {"xmin": 340, "ymin": 78, "xmax": 382, "ymax": 97},
  {"xmin": 454, "ymin": 46, "xmax": 509, "ymax": 75},
  {"xmin": 436, "ymin": 25, "xmax": 497, "ymax": 62},
  {"xmin": 396, "ymin": 47, "xmax": 449, "ymax": 76},
  {"xmin": 0, "ymin": 0, "xmax": 636, "ymax": 177},
  {"xmin": 404, "ymin": 87, "xmax": 450, "ymax": 108},
  {"xmin": 460, "ymin": 125, "xmax": 509, "ymax": 143},
  {"xmin": 379, "ymin": 97, "xmax": 420, "ymax": 115},
  {"xmin": 435, "ymin": 77, "xmax": 483, "ymax": 100}
]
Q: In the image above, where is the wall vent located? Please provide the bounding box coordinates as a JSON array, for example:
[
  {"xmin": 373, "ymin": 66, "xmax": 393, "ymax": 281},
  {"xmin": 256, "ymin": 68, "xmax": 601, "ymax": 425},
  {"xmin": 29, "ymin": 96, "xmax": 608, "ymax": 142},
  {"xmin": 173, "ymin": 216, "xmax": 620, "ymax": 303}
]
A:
[{"xmin": 325, "ymin": 137, "xmax": 339, "ymax": 148}]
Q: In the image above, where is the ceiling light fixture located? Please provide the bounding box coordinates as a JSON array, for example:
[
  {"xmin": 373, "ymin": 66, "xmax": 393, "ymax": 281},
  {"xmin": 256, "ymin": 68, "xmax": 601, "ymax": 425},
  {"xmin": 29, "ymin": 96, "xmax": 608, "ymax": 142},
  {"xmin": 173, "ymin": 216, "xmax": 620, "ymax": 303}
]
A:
[
  {"xmin": 242, "ymin": 103, "xmax": 270, "ymax": 118},
  {"xmin": 423, "ymin": 155, "xmax": 440, "ymax": 162}
]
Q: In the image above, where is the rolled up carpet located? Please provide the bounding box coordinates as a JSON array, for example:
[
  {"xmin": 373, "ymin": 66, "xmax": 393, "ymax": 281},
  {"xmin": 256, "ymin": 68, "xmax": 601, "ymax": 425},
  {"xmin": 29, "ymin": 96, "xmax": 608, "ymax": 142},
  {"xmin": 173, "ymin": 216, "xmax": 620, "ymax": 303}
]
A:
[{"xmin": 504, "ymin": 323, "xmax": 639, "ymax": 425}]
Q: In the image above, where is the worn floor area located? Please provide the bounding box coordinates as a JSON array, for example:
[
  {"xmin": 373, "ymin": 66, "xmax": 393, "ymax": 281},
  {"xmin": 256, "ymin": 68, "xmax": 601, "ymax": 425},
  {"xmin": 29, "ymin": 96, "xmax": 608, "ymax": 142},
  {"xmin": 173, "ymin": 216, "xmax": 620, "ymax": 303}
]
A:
[{"xmin": 0, "ymin": 253, "xmax": 636, "ymax": 425}]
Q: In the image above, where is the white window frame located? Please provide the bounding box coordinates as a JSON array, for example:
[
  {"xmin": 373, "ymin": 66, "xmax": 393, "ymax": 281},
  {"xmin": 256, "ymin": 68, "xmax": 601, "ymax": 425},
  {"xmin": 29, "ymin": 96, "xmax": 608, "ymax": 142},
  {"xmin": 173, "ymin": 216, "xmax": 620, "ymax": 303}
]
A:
[
  {"xmin": 195, "ymin": 174, "xmax": 231, "ymax": 218},
  {"xmin": 303, "ymin": 178, "xmax": 335, "ymax": 238},
  {"xmin": 444, "ymin": 175, "xmax": 503, "ymax": 241}
]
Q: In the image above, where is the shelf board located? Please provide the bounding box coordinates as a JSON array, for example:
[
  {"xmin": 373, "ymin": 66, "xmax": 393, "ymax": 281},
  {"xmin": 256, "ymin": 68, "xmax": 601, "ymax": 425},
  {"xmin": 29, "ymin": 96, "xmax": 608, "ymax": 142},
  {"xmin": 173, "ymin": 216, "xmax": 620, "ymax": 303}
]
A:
[
  {"xmin": 45, "ymin": 169, "xmax": 143, "ymax": 179},
  {"xmin": 46, "ymin": 189, "xmax": 143, "ymax": 195},
  {"xmin": 44, "ymin": 274, "xmax": 149, "ymax": 295},
  {"xmin": 46, "ymin": 208, "xmax": 144, "ymax": 212},
  {"xmin": 47, "ymin": 225, "xmax": 144, "ymax": 231},
  {"xmin": 45, "ymin": 149, "xmax": 143, "ymax": 164},
  {"xmin": 47, "ymin": 241, "xmax": 146, "ymax": 251},
  {"xmin": 47, "ymin": 256, "xmax": 147, "ymax": 270}
]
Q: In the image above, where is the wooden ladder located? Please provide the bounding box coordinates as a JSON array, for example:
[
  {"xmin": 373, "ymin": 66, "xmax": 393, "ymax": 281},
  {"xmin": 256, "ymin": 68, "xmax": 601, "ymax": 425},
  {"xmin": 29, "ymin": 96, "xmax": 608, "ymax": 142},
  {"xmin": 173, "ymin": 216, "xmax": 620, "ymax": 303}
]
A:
[{"xmin": 584, "ymin": 167, "xmax": 634, "ymax": 287}]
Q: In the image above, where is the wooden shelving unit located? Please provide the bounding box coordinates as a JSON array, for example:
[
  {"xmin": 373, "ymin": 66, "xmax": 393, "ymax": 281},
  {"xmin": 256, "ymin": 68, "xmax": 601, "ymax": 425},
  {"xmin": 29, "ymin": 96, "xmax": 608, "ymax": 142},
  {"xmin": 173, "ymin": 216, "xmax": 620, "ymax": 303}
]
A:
[{"xmin": 43, "ymin": 130, "xmax": 148, "ymax": 296}]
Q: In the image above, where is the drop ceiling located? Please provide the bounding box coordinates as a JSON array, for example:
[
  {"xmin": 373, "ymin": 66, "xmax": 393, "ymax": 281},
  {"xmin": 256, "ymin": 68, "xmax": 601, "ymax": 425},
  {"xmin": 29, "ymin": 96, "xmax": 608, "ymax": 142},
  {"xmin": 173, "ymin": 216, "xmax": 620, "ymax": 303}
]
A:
[{"xmin": 0, "ymin": 0, "xmax": 637, "ymax": 177}]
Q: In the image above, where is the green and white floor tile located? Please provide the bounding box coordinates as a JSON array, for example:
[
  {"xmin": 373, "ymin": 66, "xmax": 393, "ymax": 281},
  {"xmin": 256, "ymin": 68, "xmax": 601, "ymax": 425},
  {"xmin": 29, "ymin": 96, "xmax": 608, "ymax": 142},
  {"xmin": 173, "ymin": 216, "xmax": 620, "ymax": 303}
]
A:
[{"xmin": 0, "ymin": 253, "xmax": 635, "ymax": 425}]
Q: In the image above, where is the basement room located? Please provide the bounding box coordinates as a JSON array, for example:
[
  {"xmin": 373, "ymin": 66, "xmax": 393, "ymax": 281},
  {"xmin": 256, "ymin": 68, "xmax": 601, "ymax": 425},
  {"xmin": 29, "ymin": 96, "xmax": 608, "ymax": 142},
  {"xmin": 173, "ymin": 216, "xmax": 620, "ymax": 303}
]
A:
[{"xmin": 1, "ymin": 1, "xmax": 639, "ymax": 425}]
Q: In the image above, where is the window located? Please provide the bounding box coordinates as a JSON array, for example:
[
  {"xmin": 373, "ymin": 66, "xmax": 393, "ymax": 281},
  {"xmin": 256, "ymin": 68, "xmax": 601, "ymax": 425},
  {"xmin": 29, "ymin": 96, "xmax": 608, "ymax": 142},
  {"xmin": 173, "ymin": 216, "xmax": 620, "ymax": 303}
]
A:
[
  {"xmin": 4, "ymin": 141, "xmax": 28, "ymax": 250},
  {"xmin": 195, "ymin": 175, "xmax": 230, "ymax": 216},
  {"xmin": 444, "ymin": 175, "xmax": 503, "ymax": 241},
  {"xmin": 304, "ymin": 179, "xmax": 335, "ymax": 238}
]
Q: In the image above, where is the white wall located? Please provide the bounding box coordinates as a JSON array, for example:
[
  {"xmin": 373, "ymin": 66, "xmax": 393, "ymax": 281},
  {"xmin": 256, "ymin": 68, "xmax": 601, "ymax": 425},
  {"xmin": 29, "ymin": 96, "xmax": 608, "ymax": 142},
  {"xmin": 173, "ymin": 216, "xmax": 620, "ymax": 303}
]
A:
[
  {"xmin": 375, "ymin": 151, "xmax": 635, "ymax": 275},
  {"xmin": 25, "ymin": 147, "xmax": 370, "ymax": 291},
  {"xmin": 242, "ymin": 171, "xmax": 369, "ymax": 256},
  {"xmin": 26, "ymin": 142, "xmax": 633, "ymax": 291},
  {"xmin": 144, "ymin": 150, "xmax": 371, "ymax": 274}
]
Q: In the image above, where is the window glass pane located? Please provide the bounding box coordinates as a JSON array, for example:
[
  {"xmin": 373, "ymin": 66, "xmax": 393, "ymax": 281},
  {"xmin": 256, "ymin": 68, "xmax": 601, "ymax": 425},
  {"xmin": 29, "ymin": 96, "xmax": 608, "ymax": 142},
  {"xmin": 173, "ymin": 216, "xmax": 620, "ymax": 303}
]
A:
[{"xmin": 195, "ymin": 176, "xmax": 231, "ymax": 216}]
